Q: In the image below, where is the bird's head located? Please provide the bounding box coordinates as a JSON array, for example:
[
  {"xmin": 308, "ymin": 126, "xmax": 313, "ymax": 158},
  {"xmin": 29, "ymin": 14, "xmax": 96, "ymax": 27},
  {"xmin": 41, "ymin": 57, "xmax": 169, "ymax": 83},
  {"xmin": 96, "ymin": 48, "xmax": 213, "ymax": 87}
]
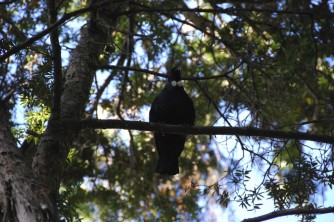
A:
[
  {"xmin": 167, "ymin": 66, "xmax": 183, "ymax": 87},
  {"xmin": 168, "ymin": 66, "xmax": 181, "ymax": 81}
]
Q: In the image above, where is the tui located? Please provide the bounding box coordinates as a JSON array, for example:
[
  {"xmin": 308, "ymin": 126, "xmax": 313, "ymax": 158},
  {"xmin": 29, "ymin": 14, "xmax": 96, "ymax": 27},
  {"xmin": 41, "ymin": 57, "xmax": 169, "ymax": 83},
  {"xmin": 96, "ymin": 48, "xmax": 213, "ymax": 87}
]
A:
[{"xmin": 149, "ymin": 66, "xmax": 195, "ymax": 175}]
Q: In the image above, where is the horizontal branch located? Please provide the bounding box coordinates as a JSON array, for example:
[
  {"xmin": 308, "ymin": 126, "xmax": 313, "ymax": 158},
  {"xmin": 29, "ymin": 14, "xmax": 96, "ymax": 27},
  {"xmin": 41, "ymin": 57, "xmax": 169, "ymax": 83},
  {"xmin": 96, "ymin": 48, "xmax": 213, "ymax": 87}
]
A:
[
  {"xmin": 97, "ymin": 65, "xmax": 166, "ymax": 78},
  {"xmin": 62, "ymin": 119, "xmax": 334, "ymax": 144},
  {"xmin": 124, "ymin": 4, "xmax": 317, "ymax": 17},
  {"xmin": 97, "ymin": 63, "xmax": 243, "ymax": 80},
  {"xmin": 242, "ymin": 206, "xmax": 334, "ymax": 222}
]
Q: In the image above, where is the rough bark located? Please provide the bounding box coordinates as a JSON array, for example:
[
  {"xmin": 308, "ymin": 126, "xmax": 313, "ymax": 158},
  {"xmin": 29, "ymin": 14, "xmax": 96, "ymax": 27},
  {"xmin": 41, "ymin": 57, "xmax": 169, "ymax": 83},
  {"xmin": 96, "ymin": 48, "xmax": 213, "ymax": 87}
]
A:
[
  {"xmin": 1, "ymin": 1, "xmax": 120, "ymax": 221},
  {"xmin": 30, "ymin": 1, "xmax": 120, "ymax": 220},
  {"xmin": 0, "ymin": 104, "xmax": 52, "ymax": 222},
  {"xmin": 30, "ymin": 24, "xmax": 106, "ymax": 206}
]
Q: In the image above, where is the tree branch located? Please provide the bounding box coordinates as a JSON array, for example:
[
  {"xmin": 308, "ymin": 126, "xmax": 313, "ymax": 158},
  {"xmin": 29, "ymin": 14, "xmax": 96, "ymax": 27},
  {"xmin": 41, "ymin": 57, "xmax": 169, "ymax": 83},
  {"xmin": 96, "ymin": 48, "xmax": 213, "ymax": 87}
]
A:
[
  {"xmin": 0, "ymin": 0, "xmax": 16, "ymax": 5},
  {"xmin": 98, "ymin": 65, "xmax": 166, "ymax": 78},
  {"xmin": 0, "ymin": 6, "xmax": 92, "ymax": 62},
  {"xmin": 242, "ymin": 206, "xmax": 334, "ymax": 222},
  {"xmin": 47, "ymin": 0, "xmax": 62, "ymax": 121},
  {"xmin": 97, "ymin": 63, "xmax": 243, "ymax": 80},
  {"xmin": 63, "ymin": 119, "xmax": 334, "ymax": 144},
  {"xmin": 124, "ymin": 4, "xmax": 316, "ymax": 17}
]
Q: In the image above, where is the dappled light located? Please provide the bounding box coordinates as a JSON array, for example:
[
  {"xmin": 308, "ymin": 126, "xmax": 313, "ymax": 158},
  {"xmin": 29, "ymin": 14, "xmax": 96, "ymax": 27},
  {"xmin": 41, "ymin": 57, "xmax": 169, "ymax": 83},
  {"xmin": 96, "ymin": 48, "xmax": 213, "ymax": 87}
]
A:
[{"xmin": 1, "ymin": 0, "xmax": 334, "ymax": 221}]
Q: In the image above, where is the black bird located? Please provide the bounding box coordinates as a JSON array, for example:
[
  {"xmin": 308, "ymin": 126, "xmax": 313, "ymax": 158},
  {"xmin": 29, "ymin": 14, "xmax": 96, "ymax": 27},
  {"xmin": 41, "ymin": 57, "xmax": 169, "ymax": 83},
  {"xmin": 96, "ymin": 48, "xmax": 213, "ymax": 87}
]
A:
[{"xmin": 149, "ymin": 66, "xmax": 195, "ymax": 175}]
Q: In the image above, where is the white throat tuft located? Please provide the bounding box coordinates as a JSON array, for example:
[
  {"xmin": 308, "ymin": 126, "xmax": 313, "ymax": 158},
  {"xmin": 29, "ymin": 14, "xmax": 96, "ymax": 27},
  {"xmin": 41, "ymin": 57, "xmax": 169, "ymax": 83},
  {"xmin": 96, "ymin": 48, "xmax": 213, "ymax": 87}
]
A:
[{"xmin": 171, "ymin": 80, "xmax": 183, "ymax": 87}]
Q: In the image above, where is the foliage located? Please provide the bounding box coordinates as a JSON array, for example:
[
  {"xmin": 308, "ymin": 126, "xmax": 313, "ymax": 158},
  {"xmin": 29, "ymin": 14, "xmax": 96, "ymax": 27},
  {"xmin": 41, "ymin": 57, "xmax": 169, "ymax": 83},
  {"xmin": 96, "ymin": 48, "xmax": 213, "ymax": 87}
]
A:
[{"xmin": 1, "ymin": 0, "xmax": 334, "ymax": 221}]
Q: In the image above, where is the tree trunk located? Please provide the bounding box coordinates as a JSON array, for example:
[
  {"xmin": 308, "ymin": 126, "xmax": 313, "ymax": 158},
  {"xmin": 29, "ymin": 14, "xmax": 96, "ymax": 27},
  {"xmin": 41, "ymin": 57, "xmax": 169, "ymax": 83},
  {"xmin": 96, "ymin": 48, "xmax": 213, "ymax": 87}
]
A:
[
  {"xmin": 0, "ymin": 104, "xmax": 51, "ymax": 222},
  {"xmin": 31, "ymin": 24, "xmax": 108, "ymax": 212},
  {"xmin": 1, "ymin": 1, "xmax": 119, "ymax": 221},
  {"xmin": 30, "ymin": 2, "xmax": 119, "ymax": 220}
]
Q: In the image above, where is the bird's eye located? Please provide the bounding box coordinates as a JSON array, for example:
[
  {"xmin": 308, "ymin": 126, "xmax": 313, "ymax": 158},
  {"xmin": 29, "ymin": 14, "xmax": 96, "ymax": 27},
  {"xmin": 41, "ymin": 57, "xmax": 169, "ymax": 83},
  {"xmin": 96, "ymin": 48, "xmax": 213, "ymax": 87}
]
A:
[
  {"xmin": 172, "ymin": 81, "xmax": 177, "ymax": 86},
  {"xmin": 177, "ymin": 81, "xmax": 183, "ymax": 86}
]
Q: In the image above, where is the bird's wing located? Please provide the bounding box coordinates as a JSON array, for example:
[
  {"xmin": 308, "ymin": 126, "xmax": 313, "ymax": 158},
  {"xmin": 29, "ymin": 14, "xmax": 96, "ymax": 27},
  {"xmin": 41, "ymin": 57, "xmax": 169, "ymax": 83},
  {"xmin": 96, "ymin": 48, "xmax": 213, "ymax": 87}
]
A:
[{"xmin": 149, "ymin": 93, "xmax": 163, "ymax": 123}]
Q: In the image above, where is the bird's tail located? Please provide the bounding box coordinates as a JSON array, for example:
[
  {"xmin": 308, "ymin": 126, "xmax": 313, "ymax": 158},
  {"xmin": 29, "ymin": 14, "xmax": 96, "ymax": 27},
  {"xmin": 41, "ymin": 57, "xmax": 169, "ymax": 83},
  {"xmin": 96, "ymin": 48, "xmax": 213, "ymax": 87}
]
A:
[{"xmin": 156, "ymin": 156, "xmax": 179, "ymax": 175}]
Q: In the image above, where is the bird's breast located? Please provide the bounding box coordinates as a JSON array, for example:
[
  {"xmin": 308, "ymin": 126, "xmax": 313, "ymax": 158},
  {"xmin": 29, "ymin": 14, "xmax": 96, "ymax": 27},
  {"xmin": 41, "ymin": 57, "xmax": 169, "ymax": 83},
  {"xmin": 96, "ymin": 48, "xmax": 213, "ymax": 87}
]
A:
[{"xmin": 151, "ymin": 88, "xmax": 195, "ymax": 125}]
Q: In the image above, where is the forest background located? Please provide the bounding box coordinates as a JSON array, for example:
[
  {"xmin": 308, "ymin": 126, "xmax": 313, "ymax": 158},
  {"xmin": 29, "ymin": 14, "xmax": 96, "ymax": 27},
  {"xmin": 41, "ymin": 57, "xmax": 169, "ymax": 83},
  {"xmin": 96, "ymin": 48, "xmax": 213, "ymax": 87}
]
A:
[{"xmin": 1, "ymin": 0, "xmax": 334, "ymax": 221}]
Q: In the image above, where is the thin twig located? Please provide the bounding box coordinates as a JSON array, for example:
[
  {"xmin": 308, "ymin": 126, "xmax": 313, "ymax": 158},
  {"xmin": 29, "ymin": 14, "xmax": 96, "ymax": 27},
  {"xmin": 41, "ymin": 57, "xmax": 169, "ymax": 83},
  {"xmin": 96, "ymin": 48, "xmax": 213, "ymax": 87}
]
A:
[
  {"xmin": 97, "ymin": 64, "xmax": 243, "ymax": 80},
  {"xmin": 124, "ymin": 4, "xmax": 317, "ymax": 17},
  {"xmin": 0, "ymin": 6, "xmax": 93, "ymax": 61}
]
